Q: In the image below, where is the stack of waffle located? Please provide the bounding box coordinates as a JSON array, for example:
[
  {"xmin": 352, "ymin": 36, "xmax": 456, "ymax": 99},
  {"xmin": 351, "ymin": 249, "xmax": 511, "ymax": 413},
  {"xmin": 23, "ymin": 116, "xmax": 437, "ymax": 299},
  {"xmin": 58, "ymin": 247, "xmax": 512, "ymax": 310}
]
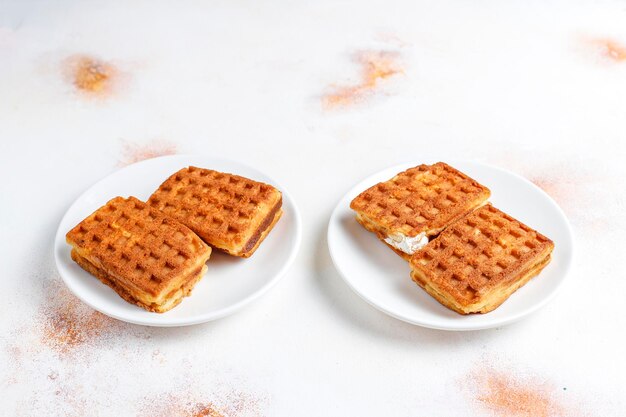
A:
[
  {"xmin": 350, "ymin": 162, "xmax": 554, "ymax": 314},
  {"xmin": 66, "ymin": 167, "xmax": 282, "ymax": 313}
]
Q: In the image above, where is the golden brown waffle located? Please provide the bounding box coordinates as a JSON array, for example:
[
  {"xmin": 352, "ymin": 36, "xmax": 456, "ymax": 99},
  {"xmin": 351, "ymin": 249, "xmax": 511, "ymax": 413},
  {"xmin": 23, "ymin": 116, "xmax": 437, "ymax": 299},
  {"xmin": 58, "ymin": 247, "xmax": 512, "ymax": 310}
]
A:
[
  {"xmin": 147, "ymin": 166, "xmax": 282, "ymax": 258},
  {"xmin": 350, "ymin": 162, "xmax": 490, "ymax": 258},
  {"xmin": 66, "ymin": 196, "xmax": 212, "ymax": 313},
  {"xmin": 410, "ymin": 204, "xmax": 554, "ymax": 314}
]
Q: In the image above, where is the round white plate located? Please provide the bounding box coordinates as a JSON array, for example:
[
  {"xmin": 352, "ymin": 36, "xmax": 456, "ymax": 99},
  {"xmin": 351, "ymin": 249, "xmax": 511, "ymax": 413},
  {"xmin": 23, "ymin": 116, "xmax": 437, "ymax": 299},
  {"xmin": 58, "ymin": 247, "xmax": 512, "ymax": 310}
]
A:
[
  {"xmin": 328, "ymin": 160, "xmax": 574, "ymax": 331},
  {"xmin": 55, "ymin": 155, "xmax": 301, "ymax": 327}
]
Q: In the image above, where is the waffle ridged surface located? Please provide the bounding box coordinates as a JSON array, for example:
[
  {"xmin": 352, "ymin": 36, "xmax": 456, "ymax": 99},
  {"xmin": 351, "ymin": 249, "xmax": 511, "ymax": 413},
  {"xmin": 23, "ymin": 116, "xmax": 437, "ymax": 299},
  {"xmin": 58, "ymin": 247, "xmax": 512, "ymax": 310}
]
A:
[
  {"xmin": 350, "ymin": 162, "xmax": 490, "ymax": 256},
  {"xmin": 66, "ymin": 196, "xmax": 211, "ymax": 313},
  {"xmin": 410, "ymin": 204, "xmax": 554, "ymax": 314},
  {"xmin": 148, "ymin": 166, "xmax": 282, "ymax": 258}
]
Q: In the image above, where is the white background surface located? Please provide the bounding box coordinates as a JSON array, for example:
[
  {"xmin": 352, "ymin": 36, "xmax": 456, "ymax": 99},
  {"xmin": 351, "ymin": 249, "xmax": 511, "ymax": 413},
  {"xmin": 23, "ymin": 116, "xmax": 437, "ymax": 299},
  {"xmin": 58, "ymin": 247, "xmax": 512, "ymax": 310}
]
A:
[{"xmin": 1, "ymin": 1, "xmax": 625, "ymax": 416}]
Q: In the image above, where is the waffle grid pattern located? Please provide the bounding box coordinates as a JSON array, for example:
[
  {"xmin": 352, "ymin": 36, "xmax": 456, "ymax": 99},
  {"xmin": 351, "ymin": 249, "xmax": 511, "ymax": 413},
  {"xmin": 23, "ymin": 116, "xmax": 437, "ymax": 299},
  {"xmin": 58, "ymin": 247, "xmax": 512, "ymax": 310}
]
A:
[
  {"xmin": 351, "ymin": 162, "xmax": 490, "ymax": 236},
  {"xmin": 411, "ymin": 204, "xmax": 553, "ymax": 303},
  {"xmin": 148, "ymin": 167, "xmax": 278, "ymax": 247},
  {"xmin": 67, "ymin": 197, "xmax": 210, "ymax": 293}
]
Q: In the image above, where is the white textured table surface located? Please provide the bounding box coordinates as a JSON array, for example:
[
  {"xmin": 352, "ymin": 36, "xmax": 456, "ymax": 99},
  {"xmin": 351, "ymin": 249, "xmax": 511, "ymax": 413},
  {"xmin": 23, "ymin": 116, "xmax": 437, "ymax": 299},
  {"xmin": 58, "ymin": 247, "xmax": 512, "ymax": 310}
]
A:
[{"xmin": 1, "ymin": 1, "xmax": 625, "ymax": 416}]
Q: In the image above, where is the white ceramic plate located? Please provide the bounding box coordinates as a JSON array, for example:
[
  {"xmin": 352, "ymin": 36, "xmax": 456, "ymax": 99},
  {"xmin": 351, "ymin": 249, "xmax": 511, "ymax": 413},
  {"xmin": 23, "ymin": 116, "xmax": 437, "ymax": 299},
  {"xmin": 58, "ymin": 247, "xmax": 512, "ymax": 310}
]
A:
[
  {"xmin": 55, "ymin": 155, "xmax": 301, "ymax": 327},
  {"xmin": 327, "ymin": 160, "xmax": 574, "ymax": 331}
]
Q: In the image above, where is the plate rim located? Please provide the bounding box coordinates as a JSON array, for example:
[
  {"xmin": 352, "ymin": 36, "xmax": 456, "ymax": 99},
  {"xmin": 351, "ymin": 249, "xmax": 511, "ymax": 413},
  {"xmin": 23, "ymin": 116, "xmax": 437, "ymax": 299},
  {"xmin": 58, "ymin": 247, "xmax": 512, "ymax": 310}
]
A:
[
  {"xmin": 54, "ymin": 154, "xmax": 302, "ymax": 327},
  {"xmin": 327, "ymin": 159, "xmax": 575, "ymax": 331}
]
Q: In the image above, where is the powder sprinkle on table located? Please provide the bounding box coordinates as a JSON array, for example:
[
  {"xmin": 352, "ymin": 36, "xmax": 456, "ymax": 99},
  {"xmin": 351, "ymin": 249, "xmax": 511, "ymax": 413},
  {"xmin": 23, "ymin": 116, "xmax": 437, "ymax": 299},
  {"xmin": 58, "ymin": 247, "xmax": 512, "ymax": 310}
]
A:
[
  {"xmin": 137, "ymin": 391, "xmax": 266, "ymax": 417},
  {"xmin": 118, "ymin": 139, "xmax": 178, "ymax": 166},
  {"xmin": 591, "ymin": 38, "xmax": 626, "ymax": 62},
  {"xmin": 38, "ymin": 278, "xmax": 121, "ymax": 355},
  {"xmin": 463, "ymin": 364, "xmax": 575, "ymax": 417},
  {"xmin": 322, "ymin": 50, "xmax": 403, "ymax": 109},
  {"xmin": 63, "ymin": 54, "xmax": 118, "ymax": 95}
]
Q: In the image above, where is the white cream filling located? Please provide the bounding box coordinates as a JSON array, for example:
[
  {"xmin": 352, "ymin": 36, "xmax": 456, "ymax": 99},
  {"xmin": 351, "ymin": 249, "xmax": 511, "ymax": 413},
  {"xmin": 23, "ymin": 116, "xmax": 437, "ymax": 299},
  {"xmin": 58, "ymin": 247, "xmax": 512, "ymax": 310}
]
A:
[{"xmin": 384, "ymin": 232, "xmax": 429, "ymax": 255}]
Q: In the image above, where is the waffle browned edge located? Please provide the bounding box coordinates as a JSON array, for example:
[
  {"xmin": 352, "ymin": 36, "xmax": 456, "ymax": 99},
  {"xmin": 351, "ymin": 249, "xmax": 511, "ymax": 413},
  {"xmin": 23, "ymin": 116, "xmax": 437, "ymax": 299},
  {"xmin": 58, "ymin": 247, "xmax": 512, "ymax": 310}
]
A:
[
  {"xmin": 148, "ymin": 167, "xmax": 283, "ymax": 258},
  {"xmin": 71, "ymin": 249, "xmax": 207, "ymax": 313},
  {"xmin": 240, "ymin": 204, "xmax": 283, "ymax": 257},
  {"xmin": 65, "ymin": 196, "xmax": 212, "ymax": 313},
  {"xmin": 350, "ymin": 162, "xmax": 491, "ymax": 259},
  {"xmin": 409, "ymin": 204, "xmax": 555, "ymax": 314},
  {"xmin": 411, "ymin": 254, "xmax": 552, "ymax": 314}
]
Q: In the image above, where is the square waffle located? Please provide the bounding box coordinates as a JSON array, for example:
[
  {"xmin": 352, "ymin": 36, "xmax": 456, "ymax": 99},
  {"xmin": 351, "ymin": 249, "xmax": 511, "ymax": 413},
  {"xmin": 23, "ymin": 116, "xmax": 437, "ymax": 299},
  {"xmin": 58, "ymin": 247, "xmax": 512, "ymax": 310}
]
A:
[
  {"xmin": 148, "ymin": 166, "xmax": 282, "ymax": 258},
  {"xmin": 66, "ymin": 196, "xmax": 212, "ymax": 313},
  {"xmin": 410, "ymin": 204, "xmax": 554, "ymax": 314},
  {"xmin": 350, "ymin": 162, "xmax": 491, "ymax": 259}
]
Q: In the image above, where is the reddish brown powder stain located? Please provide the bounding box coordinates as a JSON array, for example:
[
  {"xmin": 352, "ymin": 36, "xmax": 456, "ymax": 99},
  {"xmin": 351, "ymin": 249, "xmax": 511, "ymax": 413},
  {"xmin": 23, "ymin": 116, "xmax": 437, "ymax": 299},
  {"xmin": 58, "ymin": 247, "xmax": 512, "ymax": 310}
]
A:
[
  {"xmin": 529, "ymin": 176, "xmax": 574, "ymax": 208},
  {"xmin": 492, "ymin": 154, "xmax": 578, "ymax": 213},
  {"xmin": 492, "ymin": 152, "xmax": 612, "ymax": 234},
  {"xmin": 218, "ymin": 389, "xmax": 265, "ymax": 417},
  {"xmin": 191, "ymin": 403, "xmax": 225, "ymax": 417},
  {"xmin": 531, "ymin": 173, "xmax": 611, "ymax": 233},
  {"xmin": 38, "ymin": 279, "xmax": 120, "ymax": 355},
  {"xmin": 590, "ymin": 38, "xmax": 626, "ymax": 62},
  {"xmin": 63, "ymin": 54, "xmax": 118, "ymax": 95},
  {"xmin": 5, "ymin": 345, "xmax": 23, "ymax": 384},
  {"xmin": 118, "ymin": 139, "xmax": 178, "ymax": 166},
  {"xmin": 464, "ymin": 365, "xmax": 576, "ymax": 417},
  {"xmin": 322, "ymin": 50, "xmax": 403, "ymax": 108},
  {"xmin": 137, "ymin": 395, "xmax": 225, "ymax": 417},
  {"xmin": 50, "ymin": 380, "xmax": 88, "ymax": 417},
  {"xmin": 138, "ymin": 389, "xmax": 265, "ymax": 417}
]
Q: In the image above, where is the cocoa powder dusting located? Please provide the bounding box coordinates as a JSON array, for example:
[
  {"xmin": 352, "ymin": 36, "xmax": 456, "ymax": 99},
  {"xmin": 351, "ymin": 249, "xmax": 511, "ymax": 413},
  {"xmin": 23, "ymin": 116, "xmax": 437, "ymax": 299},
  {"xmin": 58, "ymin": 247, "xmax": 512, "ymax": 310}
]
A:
[
  {"xmin": 322, "ymin": 50, "xmax": 403, "ymax": 108},
  {"xmin": 63, "ymin": 54, "xmax": 118, "ymax": 95},
  {"xmin": 464, "ymin": 365, "xmax": 575, "ymax": 417},
  {"xmin": 118, "ymin": 139, "xmax": 178, "ymax": 166}
]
